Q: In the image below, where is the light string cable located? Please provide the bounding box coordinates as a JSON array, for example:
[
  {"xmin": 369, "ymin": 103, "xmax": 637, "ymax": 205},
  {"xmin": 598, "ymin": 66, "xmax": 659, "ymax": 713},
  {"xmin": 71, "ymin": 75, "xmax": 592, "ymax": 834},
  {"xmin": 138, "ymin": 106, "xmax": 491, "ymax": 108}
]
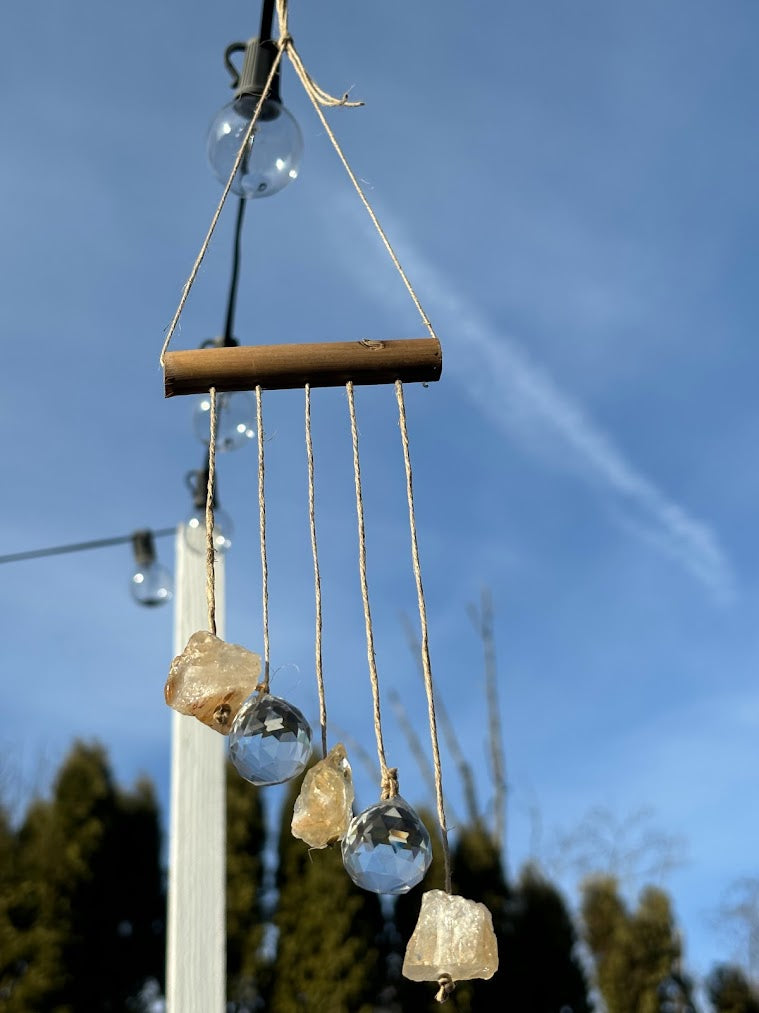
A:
[
  {"xmin": 205, "ymin": 388, "xmax": 219, "ymax": 635},
  {"xmin": 223, "ymin": 197, "xmax": 247, "ymax": 344},
  {"xmin": 255, "ymin": 386, "xmax": 271, "ymax": 692},
  {"xmin": 0, "ymin": 529, "xmax": 176, "ymax": 565},
  {"xmin": 346, "ymin": 381, "xmax": 398, "ymax": 801},
  {"xmin": 395, "ymin": 379, "xmax": 451, "ymax": 894},
  {"xmin": 305, "ymin": 384, "xmax": 328, "ymax": 758}
]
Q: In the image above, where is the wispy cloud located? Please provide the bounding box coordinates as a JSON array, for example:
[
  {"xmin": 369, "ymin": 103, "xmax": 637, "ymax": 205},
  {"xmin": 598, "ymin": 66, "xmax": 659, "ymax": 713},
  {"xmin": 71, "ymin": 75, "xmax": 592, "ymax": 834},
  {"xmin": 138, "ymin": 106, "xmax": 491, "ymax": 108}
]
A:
[
  {"xmin": 325, "ymin": 199, "xmax": 735, "ymax": 603},
  {"xmin": 438, "ymin": 291, "xmax": 734, "ymax": 604}
]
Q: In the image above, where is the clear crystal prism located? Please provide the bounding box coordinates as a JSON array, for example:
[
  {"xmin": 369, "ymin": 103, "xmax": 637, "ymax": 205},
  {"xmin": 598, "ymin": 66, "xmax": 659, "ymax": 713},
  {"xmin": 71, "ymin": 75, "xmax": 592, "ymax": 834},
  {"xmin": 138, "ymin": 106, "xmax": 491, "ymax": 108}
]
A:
[
  {"xmin": 229, "ymin": 692, "xmax": 312, "ymax": 786},
  {"xmin": 341, "ymin": 795, "xmax": 432, "ymax": 894}
]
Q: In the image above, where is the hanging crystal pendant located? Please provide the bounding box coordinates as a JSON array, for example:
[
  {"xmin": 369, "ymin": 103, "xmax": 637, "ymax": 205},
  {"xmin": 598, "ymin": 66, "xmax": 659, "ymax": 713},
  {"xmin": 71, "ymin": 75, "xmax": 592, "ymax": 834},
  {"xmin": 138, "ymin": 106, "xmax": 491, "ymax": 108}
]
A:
[
  {"xmin": 291, "ymin": 743, "xmax": 355, "ymax": 848},
  {"xmin": 342, "ymin": 795, "xmax": 432, "ymax": 894},
  {"xmin": 229, "ymin": 692, "xmax": 312, "ymax": 785},
  {"xmin": 402, "ymin": 890, "xmax": 499, "ymax": 983}
]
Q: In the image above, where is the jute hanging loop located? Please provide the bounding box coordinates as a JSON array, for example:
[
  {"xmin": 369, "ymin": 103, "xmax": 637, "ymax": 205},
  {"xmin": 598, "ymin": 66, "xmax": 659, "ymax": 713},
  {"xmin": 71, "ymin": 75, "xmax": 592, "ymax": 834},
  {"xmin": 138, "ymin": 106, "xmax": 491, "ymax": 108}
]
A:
[
  {"xmin": 274, "ymin": 0, "xmax": 363, "ymax": 109},
  {"xmin": 159, "ymin": 0, "xmax": 438, "ymax": 373},
  {"xmin": 305, "ymin": 385, "xmax": 328, "ymax": 758},
  {"xmin": 435, "ymin": 973, "xmax": 456, "ymax": 1003},
  {"xmin": 255, "ymin": 386, "xmax": 271, "ymax": 694},
  {"xmin": 346, "ymin": 381, "xmax": 396, "ymax": 797}
]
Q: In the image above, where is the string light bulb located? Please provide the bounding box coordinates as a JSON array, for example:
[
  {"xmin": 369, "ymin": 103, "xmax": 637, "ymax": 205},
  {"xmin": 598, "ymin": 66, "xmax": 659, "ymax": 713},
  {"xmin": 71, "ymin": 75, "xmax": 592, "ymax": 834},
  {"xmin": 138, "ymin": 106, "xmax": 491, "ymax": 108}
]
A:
[
  {"xmin": 184, "ymin": 508, "xmax": 234, "ymax": 556},
  {"xmin": 130, "ymin": 531, "xmax": 173, "ymax": 607},
  {"xmin": 194, "ymin": 389, "xmax": 255, "ymax": 452},
  {"xmin": 184, "ymin": 468, "xmax": 234, "ymax": 556},
  {"xmin": 207, "ymin": 37, "xmax": 302, "ymax": 199}
]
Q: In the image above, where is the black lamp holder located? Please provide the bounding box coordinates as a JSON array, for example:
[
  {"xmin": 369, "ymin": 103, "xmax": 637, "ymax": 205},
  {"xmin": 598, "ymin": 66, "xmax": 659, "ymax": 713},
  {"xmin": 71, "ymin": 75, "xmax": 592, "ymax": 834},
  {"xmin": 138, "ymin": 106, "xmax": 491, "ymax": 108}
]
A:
[
  {"xmin": 223, "ymin": 0, "xmax": 281, "ymax": 104},
  {"xmin": 187, "ymin": 467, "xmax": 219, "ymax": 512},
  {"xmin": 132, "ymin": 530, "xmax": 157, "ymax": 568}
]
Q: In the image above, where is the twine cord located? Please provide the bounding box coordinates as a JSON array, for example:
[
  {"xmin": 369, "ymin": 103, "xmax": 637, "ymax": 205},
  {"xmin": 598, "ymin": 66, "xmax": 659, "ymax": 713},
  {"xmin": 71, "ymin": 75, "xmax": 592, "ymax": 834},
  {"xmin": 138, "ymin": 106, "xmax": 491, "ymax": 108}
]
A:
[
  {"xmin": 271, "ymin": 0, "xmax": 436, "ymax": 339},
  {"xmin": 256, "ymin": 386, "xmax": 271, "ymax": 692},
  {"xmin": 274, "ymin": 0, "xmax": 363, "ymax": 110},
  {"xmin": 395, "ymin": 380, "xmax": 451, "ymax": 894},
  {"xmin": 159, "ymin": 48, "xmax": 284, "ymax": 367},
  {"xmin": 346, "ymin": 382, "xmax": 394, "ymax": 798},
  {"xmin": 435, "ymin": 974, "xmax": 456, "ymax": 1003},
  {"xmin": 290, "ymin": 76, "xmax": 436, "ymax": 341},
  {"xmin": 305, "ymin": 385, "xmax": 328, "ymax": 758},
  {"xmin": 205, "ymin": 388, "xmax": 218, "ymax": 636}
]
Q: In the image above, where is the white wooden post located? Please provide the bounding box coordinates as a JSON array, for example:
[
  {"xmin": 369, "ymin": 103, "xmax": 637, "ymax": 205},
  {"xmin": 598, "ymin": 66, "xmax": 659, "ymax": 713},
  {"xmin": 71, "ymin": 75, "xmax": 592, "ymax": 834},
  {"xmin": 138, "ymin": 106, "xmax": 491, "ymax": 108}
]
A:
[{"xmin": 166, "ymin": 527, "xmax": 226, "ymax": 1012}]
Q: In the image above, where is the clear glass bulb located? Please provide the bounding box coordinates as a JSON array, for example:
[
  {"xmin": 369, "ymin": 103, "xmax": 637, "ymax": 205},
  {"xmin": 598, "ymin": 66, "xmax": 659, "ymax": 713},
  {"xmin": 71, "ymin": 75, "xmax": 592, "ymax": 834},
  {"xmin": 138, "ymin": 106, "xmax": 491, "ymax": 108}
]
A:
[
  {"xmin": 207, "ymin": 96, "xmax": 303, "ymax": 199},
  {"xmin": 194, "ymin": 391, "xmax": 255, "ymax": 452},
  {"xmin": 130, "ymin": 561, "xmax": 173, "ymax": 607},
  {"xmin": 184, "ymin": 508, "xmax": 233, "ymax": 555}
]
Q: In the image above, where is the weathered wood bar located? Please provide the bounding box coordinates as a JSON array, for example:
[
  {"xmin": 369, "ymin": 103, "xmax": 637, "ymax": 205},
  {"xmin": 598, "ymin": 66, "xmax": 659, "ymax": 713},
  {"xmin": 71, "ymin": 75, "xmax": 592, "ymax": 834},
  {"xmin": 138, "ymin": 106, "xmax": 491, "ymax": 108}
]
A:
[{"xmin": 163, "ymin": 337, "xmax": 442, "ymax": 397}]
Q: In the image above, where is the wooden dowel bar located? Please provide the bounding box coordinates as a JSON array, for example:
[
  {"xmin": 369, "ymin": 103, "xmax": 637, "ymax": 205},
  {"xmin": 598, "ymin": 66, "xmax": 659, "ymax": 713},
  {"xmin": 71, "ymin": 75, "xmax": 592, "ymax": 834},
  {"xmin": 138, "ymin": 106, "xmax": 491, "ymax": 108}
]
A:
[{"xmin": 163, "ymin": 338, "xmax": 442, "ymax": 397}]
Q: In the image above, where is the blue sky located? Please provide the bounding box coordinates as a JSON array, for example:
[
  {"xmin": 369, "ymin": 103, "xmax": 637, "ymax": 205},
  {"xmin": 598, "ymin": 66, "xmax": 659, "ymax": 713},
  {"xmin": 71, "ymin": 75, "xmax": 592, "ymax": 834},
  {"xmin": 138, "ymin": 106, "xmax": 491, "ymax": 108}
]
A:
[{"xmin": 2, "ymin": 0, "xmax": 758, "ymax": 989}]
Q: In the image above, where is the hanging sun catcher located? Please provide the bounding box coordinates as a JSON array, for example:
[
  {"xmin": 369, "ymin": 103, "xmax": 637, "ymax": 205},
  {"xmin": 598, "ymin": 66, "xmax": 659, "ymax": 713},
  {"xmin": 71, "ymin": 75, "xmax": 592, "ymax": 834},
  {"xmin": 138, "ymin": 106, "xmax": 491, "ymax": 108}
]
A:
[{"xmin": 161, "ymin": 0, "xmax": 498, "ymax": 1001}]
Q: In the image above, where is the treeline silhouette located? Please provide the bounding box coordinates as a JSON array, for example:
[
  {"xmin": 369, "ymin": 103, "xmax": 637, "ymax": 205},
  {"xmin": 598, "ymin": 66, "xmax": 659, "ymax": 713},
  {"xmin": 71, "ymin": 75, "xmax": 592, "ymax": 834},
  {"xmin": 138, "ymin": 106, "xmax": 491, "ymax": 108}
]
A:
[{"xmin": 0, "ymin": 741, "xmax": 757, "ymax": 1012}]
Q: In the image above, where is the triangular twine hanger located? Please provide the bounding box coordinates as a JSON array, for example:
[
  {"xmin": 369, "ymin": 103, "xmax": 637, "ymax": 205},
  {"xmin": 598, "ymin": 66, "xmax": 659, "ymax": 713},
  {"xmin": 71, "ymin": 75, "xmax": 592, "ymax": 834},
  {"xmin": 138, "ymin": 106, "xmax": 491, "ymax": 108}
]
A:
[
  {"xmin": 161, "ymin": 0, "xmax": 453, "ymax": 914},
  {"xmin": 159, "ymin": 0, "xmax": 441, "ymax": 393}
]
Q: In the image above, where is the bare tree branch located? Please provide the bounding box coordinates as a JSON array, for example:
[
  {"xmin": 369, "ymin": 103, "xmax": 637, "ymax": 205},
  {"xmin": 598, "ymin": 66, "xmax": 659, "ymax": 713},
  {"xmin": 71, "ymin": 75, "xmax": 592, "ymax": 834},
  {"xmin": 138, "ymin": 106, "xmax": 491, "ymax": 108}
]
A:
[
  {"xmin": 467, "ymin": 588, "xmax": 507, "ymax": 859},
  {"xmin": 388, "ymin": 688, "xmax": 460, "ymax": 828},
  {"xmin": 401, "ymin": 612, "xmax": 481, "ymax": 827}
]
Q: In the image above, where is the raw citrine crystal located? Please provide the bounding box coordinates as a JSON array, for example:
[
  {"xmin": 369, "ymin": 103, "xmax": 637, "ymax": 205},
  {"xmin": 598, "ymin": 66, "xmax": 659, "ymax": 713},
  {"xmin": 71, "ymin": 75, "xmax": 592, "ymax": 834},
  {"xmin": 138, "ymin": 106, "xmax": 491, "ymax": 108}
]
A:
[
  {"xmin": 229, "ymin": 692, "xmax": 312, "ymax": 786},
  {"xmin": 341, "ymin": 796, "xmax": 432, "ymax": 894},
  {"xmin": 164, "ymin": 631, "xmax": 262, "ymax": 734},
  {"xmin": 291, "ymin": 743, "xmax": 354, "ymax": 848},
  {"xmin": 402, "ymin": 890, "xmax": 499, "ymax": 983}
]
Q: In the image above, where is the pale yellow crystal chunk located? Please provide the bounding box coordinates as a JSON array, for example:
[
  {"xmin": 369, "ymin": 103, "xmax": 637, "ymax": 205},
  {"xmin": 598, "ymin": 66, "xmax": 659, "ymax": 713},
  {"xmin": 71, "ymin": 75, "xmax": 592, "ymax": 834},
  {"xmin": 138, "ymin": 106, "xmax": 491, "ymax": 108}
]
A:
[
  {"xmin": 402, "ymin": 890, "xmax": 499, "ymax": 983},
  {"xmin": 291, "ymin": 743, "xmax": 354, "ymax": 848},
  {"xmin": 164, "ymin": 631, "xmax": 262, "ymax": 735}
]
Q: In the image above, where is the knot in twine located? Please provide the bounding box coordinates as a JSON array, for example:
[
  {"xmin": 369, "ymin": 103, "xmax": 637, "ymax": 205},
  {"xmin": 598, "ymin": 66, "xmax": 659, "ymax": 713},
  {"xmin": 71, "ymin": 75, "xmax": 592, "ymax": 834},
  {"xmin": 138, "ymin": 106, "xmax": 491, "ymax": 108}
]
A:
[
  {"xmin": 380, "ymin": 767, "xmax": 399, "ymax": 800},
  {"xmin": 435, "ymin": 974, "xmax": 456, "ymax": 1003},
  {"xmin": 275, "ymin": 0, "xmax": 363, "ymax": 109}
]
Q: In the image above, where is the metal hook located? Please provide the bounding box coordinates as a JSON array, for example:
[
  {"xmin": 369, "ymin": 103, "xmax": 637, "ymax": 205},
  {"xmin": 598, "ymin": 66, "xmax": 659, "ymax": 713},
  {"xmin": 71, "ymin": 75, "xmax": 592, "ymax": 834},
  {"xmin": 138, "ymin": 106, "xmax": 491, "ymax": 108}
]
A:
[{"xmin": 223, "ymin": 41, "xmax": 246, "ymax": 89}]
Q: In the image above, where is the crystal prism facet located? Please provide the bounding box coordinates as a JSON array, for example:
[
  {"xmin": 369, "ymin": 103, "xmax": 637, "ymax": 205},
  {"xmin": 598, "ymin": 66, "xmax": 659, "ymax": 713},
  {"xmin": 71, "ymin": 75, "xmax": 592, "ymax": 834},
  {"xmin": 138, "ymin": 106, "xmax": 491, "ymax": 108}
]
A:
[
  {"xmin": 164, "ymin": 631, "xmax": 262, "ymax": 734},
  {"xmin": 291, "ymin": 743, "xmax": 354, "ymax": 848},
  {"xmin": 341, "ymin": 795, "xmax": 432, "ymax": 894},
  {"xmin": 229, "ymin": 692, "xmax": 312, "ymax": 786},
  {"xmin": 402, "ymin": 890, "xmax": 499, "ymax": 982}
]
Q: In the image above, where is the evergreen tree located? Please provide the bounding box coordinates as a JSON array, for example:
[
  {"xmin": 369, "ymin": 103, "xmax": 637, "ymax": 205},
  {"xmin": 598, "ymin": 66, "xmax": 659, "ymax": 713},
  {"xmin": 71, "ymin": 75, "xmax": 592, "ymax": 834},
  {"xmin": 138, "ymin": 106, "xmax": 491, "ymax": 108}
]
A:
[
  {"xmin": 0, "ymin": 803, "xmax": 15, "ymax": 1001},
  {"xmin": 0, "ymin": 741, "xmax": 164, "ymax": 1011},
  {"xmin": 268, "ymin": 769, "xmax": 386, "ymax": 1012},
  {"xmin": 3, "ymin": 797, "xmax": 67, "ymax": 1010},
  {"xmin": 582, "ymin": 875, "xmax": 691, "ymax": 1013},
  {"xmin": 445, "ymin": 822, "xmax": 511, "ymax": 1013},
  {"xmin": 112, "ymin": 775, "xmax": 166, "ymax": 1001},
  {"xmin": 509, "ymin": 863, "xmax": 592, "ymax": 1013},
  {"xmin": 226, "ymin": 763, "xmax": 266, "ymax": 1011},
  {"xmin": 707, "ymin": 965, "xmax": 759, "ymax": 1013},
  {"xmin": 0, "ymin": 798, "xmax": 49, "ymax": 1007}
]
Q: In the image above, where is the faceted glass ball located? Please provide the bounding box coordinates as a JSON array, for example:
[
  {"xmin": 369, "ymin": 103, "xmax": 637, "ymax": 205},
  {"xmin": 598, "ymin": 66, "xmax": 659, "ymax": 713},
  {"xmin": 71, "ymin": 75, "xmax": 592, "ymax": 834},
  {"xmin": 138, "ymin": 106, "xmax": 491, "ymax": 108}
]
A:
[
  {"xmin": 342, "ymin": 795, "xmax": 432, "ymax": 894},
  {"xmin": 207, "ymin": 96, "xmax": 303, "ymax": 199},
  {"xmin": 229, "ymin": 692, "xmax": 312, "ymax": 786}
]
